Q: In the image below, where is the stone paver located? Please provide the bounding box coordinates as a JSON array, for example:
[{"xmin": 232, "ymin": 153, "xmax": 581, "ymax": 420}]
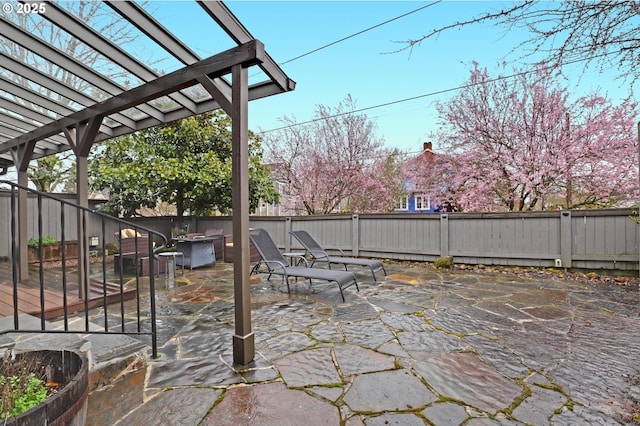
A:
[
  {"xmin": 118, "ymin": 387, "xmax": 221, "ymax": 425},
  {"xmin": 422, "ymin": 402, "xmax": 470, "ymax": 425},
  {"xmin": 343, "ymin": 369, "xmax": 438, "ymax": 412},
  {"xmin": 203, "ymin": 382, "xmax": 340, "ymax": 425},
  {"xmin": 275, "ymin": 347, "xmax": 341, "ymax": 387},
  {"xmin": 334, "ymin": 343, "xmax": 396, "ymax": 375},
  {"xmin": 78, "ymin": 261, "xmax": 640, "ymax": 425}
]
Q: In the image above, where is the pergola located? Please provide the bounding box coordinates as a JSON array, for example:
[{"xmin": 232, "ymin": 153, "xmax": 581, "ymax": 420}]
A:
[{"xmin": 0, "ymin": 1, "xmax": 295, "ymax": 364}]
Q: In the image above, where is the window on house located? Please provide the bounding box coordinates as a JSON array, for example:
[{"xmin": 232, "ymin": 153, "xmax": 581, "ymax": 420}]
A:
[
  {"xmin": 415, "ymin": 195, "xmax": 430, "ymax": 210},
  {"xmin": 397, "ymin": 196, "xmax": 408, "ymax": 210}
]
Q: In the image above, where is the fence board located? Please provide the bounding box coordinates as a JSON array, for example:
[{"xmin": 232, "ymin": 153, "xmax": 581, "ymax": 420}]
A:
[{"xmin": 1, "ymin": 192, "xmax": 638, "ymax": 272}]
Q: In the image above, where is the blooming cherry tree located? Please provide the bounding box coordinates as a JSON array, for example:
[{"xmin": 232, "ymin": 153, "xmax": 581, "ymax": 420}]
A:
[
  {"xmin": 417, "ymin": 63, "xmax": 638, "ymax": 211},
  {"xmin": 264, "ymin": 95, "xmax": 405, "ymax": 214}
]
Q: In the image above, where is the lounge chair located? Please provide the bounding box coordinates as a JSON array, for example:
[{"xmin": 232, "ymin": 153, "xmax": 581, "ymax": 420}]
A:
[
  {"xmin": 249, "ymin": 228, "xmax": 359, "ymax": 301},
  {"xmin": 290, "ymin": 230, "xmax": 386, "ymax": 281}
]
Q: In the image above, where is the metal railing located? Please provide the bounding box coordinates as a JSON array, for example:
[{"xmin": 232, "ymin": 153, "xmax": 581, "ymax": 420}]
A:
[{"xmin": 0, "ymin": 180, "xmax": 167, "ymax": 358}]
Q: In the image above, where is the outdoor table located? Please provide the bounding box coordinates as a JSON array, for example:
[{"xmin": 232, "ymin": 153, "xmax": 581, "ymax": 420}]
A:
[
  {"xmin": 172, "ymin": 236, "xmax": 216, "ymax": 270},
  {"xmin": 158, "ymin": 251, "xmax": 184, "ymax": 277},
  {"xmin": 282, "ymin": 252, "xmax": 306, "ymax": 266}
]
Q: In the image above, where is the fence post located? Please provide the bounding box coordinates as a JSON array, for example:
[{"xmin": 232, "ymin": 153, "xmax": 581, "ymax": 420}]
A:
[
  {"xmin": 440, "ymin": 214, "xmax": 449, "ymax": 257},
  {"xmin": 352, "ymin": 214, "xmax": 359, "ymax": 256},
  {"xmin": 285, "ymin": 217, "xmax": 292, "ymax": 252},
  {"xmin": 560, "ymin": 211, "xmax": 572, "ymax": 268}
]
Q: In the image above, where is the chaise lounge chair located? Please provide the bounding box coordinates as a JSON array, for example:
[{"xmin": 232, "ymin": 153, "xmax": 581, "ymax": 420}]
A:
[
  {"xmin": 249, "ymin": 228, "xmax": 359, "ymax": 301},
  {"xmin": 290, "ymin": 230, "xmax": 386, "ymax": 281}
]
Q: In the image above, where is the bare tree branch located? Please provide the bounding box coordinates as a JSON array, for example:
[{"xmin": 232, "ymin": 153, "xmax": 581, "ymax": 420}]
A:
[{"xmin": 398, "ymin": 1, "xmax": 640, "ymax": 83}]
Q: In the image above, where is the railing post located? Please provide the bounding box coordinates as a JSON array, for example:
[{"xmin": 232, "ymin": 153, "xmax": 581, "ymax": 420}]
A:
[
  {"xmin": 440, "ymin": 214, "xmax": 449, "ymax": 257},
  {"xmin": 147, "ymin": 232, "xmax": 158, "ymax": 358},
  {"xmin": 560, "ymin": 211, "xmax": 572, "ymax": 269},
  {"xmin": 352, "ymin": 214, "xmax": 359, "ymax": 257}
]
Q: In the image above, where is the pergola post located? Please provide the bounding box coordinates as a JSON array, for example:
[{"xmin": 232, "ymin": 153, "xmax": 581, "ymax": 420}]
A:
[
  {"xmin": 75, "ymin": 155, "xmax": 89, "ymax": 299},
  {"xmin": 16, "ymin": 170, "xmax": 28, "ymax": 281},
  {"xmin": 11, "ymin": 141, "xmax": 36, "ymax": 282},
  {"xmin": 64, "ymin": 119, "xmax": 102, "ymax": 300},
  {"xmin": 231, "ymin": 63, "xmax": 254, "ymax": 365}
]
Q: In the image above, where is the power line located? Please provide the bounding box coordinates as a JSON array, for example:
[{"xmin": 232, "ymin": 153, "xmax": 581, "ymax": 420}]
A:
[
  {"xmin": 280, "ymin": 2, "xmax": 441, "ymax": 65},
  {"xmin": 249, "ymin": 2, "xmax": 440, "ymax": 79},
  {"xmin": 258, "ymin": 50, "xmax": 621, "ymax": 136}
]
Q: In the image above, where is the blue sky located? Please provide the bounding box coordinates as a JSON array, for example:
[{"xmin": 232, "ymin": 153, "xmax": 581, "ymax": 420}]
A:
[{"xmin": 136, "ymin": 1, "xmax": 638, "ymax": 154}]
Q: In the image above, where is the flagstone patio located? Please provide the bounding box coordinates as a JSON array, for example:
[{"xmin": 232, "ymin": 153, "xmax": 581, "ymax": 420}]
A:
[{"xmin": 10, "ymin": 260, "xmax": 640, "ymax": 425}]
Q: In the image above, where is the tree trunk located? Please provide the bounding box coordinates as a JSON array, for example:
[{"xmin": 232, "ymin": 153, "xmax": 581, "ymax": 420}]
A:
[{"xmin": 176, "ymin": 188, "xmax": 185, "ymax": 220}]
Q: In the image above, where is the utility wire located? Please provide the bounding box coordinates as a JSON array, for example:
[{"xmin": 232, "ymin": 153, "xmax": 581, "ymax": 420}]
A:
[
  {"xmin": 259, "ymin": 49, "xmax": 621, "ymax": 136},
  {"xmin": 249, "ymin": 2, "xmax": 440, "ymax": 78},
  {"xmin": 280, "ymin": 1, "xmax": 441, "ymax": 65}
]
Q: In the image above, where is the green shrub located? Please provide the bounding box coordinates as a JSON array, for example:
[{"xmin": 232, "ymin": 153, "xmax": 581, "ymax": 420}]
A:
[
  {"xmin": 104, "ymin": 242, "xmax": 119, "ymax": 255},
  {"xmin": 27, "ymin": 236, "xmax": 57, "ymax": 248},
  {"xmin": 434, "ymin": 256, "xmax": 454, "ymax": 269}
]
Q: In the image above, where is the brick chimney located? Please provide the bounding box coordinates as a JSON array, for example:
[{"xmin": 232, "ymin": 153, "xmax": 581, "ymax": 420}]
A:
[{"xmin": 421, "ymin": 142, "xmax": 434, "ymax": 162}]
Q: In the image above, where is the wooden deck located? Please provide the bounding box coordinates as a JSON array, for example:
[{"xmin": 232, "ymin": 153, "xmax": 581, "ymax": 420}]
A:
[{"xmin": 0, "ymin": 261, "xmax": 137, "ymax": 320}]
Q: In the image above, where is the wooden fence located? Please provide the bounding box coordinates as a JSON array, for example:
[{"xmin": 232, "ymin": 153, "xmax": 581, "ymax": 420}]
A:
[{"xmin": 1, "ymin": 192, "xmax": 638, "ymax": 271}]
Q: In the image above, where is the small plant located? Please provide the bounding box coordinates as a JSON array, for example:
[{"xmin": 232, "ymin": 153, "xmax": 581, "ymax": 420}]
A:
[
  {"xmin": 104, "ymin": 242, "xmax": 119, "ymax": 255},
  {"xmin": 27, "ymin": 236, "xmax": 57, "ymax": 248},
  {"xmin": 434, "ymin": 256, "xmax": 454, "ymax": 269},
  {"xmin": 0, "ymin": 373, "xmax": 48, "ymax": 419},
  {"xmin": 0, "ymin": 353, "xmax": 52, "ymax": 420}
]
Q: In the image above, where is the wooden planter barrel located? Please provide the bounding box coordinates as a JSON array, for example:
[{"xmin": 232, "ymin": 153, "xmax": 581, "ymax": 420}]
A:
[{"xmin": 4, "ymin": 350, "xmax": 88, "ymax": 426}]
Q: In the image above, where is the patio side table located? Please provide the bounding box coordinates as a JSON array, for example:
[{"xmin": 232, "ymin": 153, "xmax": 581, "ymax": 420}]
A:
[
  {"xmin": 158, "ymin": 251, "xmax": 184, "ymax": 278},
  {"xmin": 282, "ymin": 252, "xmax": 306, "ymax": 266}
]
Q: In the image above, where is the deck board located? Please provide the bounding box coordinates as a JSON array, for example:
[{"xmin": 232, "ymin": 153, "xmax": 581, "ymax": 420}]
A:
[
  {"xmin": 0, "ymin": 261, "xmax": 137, "ymax": 321},
  {"xmin": 0, "ymin": 283, "xmax": 68, "ymax": 318}
]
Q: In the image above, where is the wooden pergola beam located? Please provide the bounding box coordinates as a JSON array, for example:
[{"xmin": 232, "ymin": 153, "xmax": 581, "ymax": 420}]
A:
[{"xmin": 0, "ymin": 40, "xmax": 265, "ymax": 155}]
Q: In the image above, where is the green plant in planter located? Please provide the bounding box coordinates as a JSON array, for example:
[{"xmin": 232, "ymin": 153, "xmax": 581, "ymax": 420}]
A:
[
  {"xmin": 104, "ymin": 242, "xmax": 119, "ymax": 255},
  {"xmin": 0, "ymin": 372, "xmax": 47, "ymax": 419},
  {"xmin": 27, "ymin": 236, "xmax": 57, "ymax": 248}
]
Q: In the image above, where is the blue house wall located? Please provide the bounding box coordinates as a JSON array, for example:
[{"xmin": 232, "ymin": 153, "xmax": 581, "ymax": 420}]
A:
[
  {"xmin": 395, "ymin": 192, "xmax": 440, "ymax": 213},
  {"xmin": 395, "ymin": 142, "xmax": 441, "ymax": 213},
  {"xmin": 409, "ymin": 192, "xmax": 439, "ymax": 213}
]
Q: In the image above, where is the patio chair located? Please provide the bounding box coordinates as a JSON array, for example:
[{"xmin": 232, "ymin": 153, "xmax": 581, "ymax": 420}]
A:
[
  {"xmin": 114, "ymin": 234, "xmax": 163, "ymax": 276},
  {"xmin": 249, "ymin": 228, "xmax": 359, "ymax": 301},
  {"xmin": 290, "ymin": 230, "xmax": 386, "ymax": 281},
  {"xmin": 205, "ymin": 229, "xmax": 225, "ymax": 260}
]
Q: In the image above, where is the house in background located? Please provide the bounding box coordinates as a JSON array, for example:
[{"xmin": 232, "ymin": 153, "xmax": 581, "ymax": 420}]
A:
[
  {"xmin": 258, "ymin": 144, "xmax": 442, "ymax": 216},
  {"xmin": 254, "ymin": 178, "xmax": 292, "ymax": 216},
  {"xmin": 253, "ymin": 163, "xmax": 299, "ymax": 216},
  {"xmin": 395, "ymin": 142, "xmax": 440, "ymax": 213}
]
